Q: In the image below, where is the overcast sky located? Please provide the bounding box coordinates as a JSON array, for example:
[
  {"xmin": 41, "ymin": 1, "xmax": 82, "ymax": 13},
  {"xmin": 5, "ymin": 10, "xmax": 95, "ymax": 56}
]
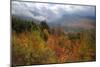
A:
[{"xmin": 12, "ymin": 1, "xmax": 96, "ymax": 23}]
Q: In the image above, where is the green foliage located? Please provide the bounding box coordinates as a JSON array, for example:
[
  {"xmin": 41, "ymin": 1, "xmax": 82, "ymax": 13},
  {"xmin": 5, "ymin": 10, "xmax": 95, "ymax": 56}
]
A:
[
  {"xmin": 12, "ymin": 17, "xmax": 39, "ymax": 33},
  {"xmin": 40, "ymin": 21, "xmax": 50, "ymax": 41},
  {"xmin": 40, "ymin": 21, "xmax": 50, "ymax": 31}
]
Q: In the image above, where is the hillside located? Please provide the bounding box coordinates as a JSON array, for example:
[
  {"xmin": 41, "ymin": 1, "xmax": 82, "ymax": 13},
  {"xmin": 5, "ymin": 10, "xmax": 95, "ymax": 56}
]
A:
[{"xmin": 12, "ymin": 17, "xmax": 96, "ymax": 66}]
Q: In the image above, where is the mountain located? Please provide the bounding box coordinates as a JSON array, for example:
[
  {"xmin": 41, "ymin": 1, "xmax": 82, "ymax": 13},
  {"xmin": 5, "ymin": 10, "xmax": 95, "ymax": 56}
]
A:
[
  {"xmin": 12, "ymin": 13, "xmax": 96, "ymax": 33},
  {"xmin": 48, "ymin": 17, "xmax": 95, "ymax": 32}
]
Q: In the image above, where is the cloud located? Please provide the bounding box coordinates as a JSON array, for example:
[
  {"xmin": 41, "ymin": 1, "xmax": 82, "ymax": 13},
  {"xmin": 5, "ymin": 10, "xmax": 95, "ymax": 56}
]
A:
[
  {"xmin": 12, "ymin": 1, "xmax": 34, "ymax": 18},
  {"xmin": 12, "ymin": 1, "xmax": 96, "ymax": 22}
]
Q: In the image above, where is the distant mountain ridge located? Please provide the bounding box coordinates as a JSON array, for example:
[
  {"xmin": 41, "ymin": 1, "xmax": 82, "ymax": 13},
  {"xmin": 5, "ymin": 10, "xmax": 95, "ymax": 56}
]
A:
[{"xmin": 12, "ymin": 14, "xmax": 96, "ymax": 33}]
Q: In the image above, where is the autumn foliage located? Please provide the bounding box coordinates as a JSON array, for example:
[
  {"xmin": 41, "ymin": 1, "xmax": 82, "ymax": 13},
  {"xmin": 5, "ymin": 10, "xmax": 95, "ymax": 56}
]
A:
[{"xmin": 12, "ymin": 17, "xmax": 96, "ymax": 66}]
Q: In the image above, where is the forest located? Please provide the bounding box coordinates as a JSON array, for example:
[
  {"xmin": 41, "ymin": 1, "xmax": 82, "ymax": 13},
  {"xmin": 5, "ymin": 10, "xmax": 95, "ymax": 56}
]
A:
[{"xmin": 12, "ymin": 16, "xmax": 96, "ymax": 66}]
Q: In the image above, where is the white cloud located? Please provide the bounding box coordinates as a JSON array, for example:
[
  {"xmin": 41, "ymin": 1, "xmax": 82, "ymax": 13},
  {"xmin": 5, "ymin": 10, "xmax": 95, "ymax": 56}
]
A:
[
  {"xmin": 34, "ymin": 16, "xmax": 46, "ymax": 21},
  {"xmin": 12, "ymin": 1, "xmax": 34, "ymax": 18},
  {"xmin": 12, "ymin": 1, "xmax": 95, "ymax": 22}
]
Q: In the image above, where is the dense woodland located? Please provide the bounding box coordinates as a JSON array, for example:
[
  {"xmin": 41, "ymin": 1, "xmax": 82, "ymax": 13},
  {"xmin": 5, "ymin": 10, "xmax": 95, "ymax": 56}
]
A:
[{"xmin": 12, "ymin": 17, "xmax": 96, "ymax": 66}]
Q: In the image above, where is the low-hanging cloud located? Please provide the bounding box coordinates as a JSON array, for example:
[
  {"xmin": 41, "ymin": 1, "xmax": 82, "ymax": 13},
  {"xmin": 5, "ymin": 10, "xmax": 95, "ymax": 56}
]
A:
[{"xmin": 12, "ymin": 1, "xmax": 96, "ymax": 22}]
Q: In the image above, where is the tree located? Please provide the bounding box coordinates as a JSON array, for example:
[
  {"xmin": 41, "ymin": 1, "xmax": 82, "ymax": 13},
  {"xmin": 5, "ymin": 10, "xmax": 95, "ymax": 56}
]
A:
[{"xmin": 40, "ymin": 21, "xmax": 50, "ymax": 41}]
